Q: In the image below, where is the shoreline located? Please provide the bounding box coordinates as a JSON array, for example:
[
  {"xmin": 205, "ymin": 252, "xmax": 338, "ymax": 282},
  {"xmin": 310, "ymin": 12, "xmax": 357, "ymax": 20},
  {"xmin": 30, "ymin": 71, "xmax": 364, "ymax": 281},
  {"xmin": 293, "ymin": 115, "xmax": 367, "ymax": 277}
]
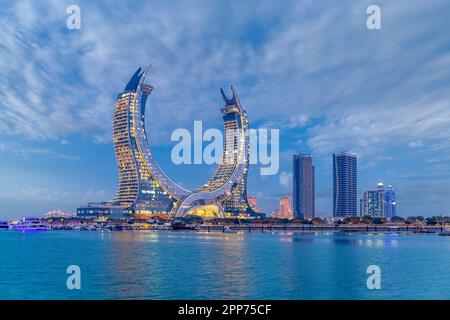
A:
[{"xmin": 2, "ymin": 225, "xmax": 447, "ymax": 235}]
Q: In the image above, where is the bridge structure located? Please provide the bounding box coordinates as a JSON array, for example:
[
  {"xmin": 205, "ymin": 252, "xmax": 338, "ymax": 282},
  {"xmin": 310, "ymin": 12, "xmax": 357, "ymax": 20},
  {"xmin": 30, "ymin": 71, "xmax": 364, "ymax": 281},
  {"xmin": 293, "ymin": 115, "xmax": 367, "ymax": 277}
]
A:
[{"xmin": 77, "ymin": 67, "xmax": 262, "ymax": 219}]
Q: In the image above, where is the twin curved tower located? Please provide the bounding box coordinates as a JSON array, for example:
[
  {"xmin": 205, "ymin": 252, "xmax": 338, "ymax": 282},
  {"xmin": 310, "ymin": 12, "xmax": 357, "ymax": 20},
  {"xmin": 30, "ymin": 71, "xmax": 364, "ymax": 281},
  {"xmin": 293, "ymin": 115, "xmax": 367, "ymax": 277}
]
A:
[{"xmin": 77, "ymin": 67, "xmax": 259, "ymax": 219}]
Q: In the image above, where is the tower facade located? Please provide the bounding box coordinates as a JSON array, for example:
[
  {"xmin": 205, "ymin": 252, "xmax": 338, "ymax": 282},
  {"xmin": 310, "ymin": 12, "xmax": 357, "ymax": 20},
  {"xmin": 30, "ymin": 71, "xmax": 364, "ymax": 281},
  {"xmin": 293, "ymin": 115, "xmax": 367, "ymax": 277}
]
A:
[
  {"xmin": 384, "ymin": 185, "xmax": 396, "ymax": 218},
  {"xmin": 111, "ymin": 69, "xmax": 182, "ymax": 215},
  {"xmin": 333, "ymin": 152, "xmax": 357, "ymax": 217},
  {"xmin": 175, "ymin": 87, "xmax": 257, "ymax": 217},
  {"xmin": 293, "ymin": 153, "xmax": 315, "ymax": 219},
  {"xmin": 361, "ymin": 183, "xmax": 385, "ymax": 217}
]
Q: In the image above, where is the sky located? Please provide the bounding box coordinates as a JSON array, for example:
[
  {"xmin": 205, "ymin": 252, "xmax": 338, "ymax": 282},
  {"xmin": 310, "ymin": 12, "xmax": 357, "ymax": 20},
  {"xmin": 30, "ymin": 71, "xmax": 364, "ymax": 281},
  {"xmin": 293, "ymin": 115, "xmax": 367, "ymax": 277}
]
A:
[{"xmin": 1, "ymin": 0, "xmax": 450, "ymax": 219}]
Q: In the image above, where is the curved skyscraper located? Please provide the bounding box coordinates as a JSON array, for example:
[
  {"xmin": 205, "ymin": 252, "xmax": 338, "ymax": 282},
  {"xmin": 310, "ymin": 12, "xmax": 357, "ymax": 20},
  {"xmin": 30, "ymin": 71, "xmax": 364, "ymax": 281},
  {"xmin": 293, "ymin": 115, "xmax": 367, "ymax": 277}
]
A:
[{"xmin": 77, "ymin": 67, "xmax": 258, "ymax": 219}]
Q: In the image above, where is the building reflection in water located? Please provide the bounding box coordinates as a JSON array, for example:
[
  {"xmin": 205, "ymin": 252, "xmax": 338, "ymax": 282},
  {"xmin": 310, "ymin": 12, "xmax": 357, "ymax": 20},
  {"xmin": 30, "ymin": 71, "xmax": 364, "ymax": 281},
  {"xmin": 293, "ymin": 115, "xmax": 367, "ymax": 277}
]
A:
[{"xmin": 104, "ymin": 232, "xmax": 163, "ymax": 299}]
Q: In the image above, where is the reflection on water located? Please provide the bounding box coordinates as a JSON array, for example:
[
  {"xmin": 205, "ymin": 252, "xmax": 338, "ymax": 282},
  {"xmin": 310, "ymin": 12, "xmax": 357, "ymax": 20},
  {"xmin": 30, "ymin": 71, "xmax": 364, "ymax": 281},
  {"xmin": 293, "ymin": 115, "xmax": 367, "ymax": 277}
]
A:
[{"xmin": 0, "ymin": 231, "xmax": 449, "ymax": 299}]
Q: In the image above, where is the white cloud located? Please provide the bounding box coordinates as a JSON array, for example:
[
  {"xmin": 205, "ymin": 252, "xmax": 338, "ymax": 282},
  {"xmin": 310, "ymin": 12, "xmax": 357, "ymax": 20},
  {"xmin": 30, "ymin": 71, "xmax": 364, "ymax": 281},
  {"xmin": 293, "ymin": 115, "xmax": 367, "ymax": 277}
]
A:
[
  {"xmin": 409, "ymin": 140, "xmax": 424, "ymax": 148},
  {"xmin": 279, "ymin": 171, "xmax": 292, "ymax": 189},
  {"xmin": 0, "ymin": 186, "xmax": 108, "ymax": 203}
]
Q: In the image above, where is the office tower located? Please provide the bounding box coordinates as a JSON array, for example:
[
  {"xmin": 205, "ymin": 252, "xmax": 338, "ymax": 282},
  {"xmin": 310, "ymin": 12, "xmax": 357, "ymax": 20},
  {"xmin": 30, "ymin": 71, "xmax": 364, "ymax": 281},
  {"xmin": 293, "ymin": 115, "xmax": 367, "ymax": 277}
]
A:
[
  {"xmin": 293, "ymin": 153, "xmax": 315, "ymax": 219},
  {"xmin": 384, "ymin": 185, "xmax": 396, "ymax": 218},
  {"xmin": 333, "ymin": 152, "xmax": 357, "ymax": 217}
]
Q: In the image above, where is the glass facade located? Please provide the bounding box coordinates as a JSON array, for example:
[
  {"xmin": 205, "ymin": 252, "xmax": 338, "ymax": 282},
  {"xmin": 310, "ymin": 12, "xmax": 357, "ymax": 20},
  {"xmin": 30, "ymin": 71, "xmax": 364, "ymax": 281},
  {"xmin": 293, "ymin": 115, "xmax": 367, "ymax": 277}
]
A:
[
  {"xmin": 175, "ymin": 87, "xmax": 260, "ymax": 217},
  {"xmin": 112, "ymin": 69, "xmax": 177, "ymax": 215},
  {"xmin": 362, "ymin": 183, "xmax": 385, "ymax": 217},
  {"xmin": 384, "ymin": 185, "xmax": 396, "ymax": 218},
  {"xmin": 293, "ymin": 153, "xmax": 315, "ymax": 219},
  {"xmin": 333, "ymin": 152, "xmax": 357, "ymax": 217}
]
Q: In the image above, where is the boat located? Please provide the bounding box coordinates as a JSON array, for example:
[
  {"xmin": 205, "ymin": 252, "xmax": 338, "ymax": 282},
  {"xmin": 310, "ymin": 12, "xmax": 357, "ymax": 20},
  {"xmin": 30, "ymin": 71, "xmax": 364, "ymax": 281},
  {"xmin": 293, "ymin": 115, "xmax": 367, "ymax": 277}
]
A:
[
  {"xmin": 87, "ymin": 224, "xmax": 99, "ymax": 231},
  {"xmin": 438, "ymin": 229, "xmax": 450, "ymax": 236},
  {"xmin": 11, "ymin": 217, "xmax": 49, "ymax": 232},
  {"xmin": 0, "ymin": 221, "xmax": 9, "ymax": 230}
]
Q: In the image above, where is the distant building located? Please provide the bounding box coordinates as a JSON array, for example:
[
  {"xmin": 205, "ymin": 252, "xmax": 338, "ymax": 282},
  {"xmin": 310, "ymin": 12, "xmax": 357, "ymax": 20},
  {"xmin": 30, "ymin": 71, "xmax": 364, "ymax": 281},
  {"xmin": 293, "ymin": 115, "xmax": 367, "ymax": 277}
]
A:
[
  {"xmin": 361, "ymin": 183, "xmax": 385, "ymax": 217},
  {"xmin": 293, "ymin": 153, "xmax": 315, "ymax": 219},
  {"xmin": 333, "ymin": 152, "xmax": 357, "ymax": 217},
  {"xmin": 273, "ymin": 195, "xmax": 293, "ymax": 219},
  {"xmin": 384, "ymin": 185, "xmax": 396, "ymax": 218},
  {"xmin": 247, "ymin": 196, "xmax": 262, "ymax": 212}
]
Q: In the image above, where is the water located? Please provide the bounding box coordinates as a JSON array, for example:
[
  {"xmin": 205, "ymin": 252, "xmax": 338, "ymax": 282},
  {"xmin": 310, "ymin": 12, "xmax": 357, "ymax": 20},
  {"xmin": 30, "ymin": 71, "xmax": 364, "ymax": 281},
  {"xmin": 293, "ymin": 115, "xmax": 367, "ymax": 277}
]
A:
[{"xmin": 0, "ymin": 230, "xmax": 449, "ymax": 300}]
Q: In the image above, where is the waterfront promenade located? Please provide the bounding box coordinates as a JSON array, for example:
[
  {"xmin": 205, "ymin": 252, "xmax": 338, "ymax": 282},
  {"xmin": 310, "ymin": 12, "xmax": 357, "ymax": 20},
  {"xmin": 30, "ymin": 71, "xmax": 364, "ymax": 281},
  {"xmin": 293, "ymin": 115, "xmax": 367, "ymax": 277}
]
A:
[{"xmin": 199, "ymin": 224, "xmax": 446, "ymax": 233}]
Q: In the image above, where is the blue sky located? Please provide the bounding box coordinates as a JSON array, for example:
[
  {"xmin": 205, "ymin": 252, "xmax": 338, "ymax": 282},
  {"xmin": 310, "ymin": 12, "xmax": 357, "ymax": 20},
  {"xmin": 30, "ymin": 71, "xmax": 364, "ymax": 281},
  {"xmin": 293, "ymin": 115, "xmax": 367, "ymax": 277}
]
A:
[{"xmin": 1, "ymin": 0, "xmax": 450, "ymax": 219}]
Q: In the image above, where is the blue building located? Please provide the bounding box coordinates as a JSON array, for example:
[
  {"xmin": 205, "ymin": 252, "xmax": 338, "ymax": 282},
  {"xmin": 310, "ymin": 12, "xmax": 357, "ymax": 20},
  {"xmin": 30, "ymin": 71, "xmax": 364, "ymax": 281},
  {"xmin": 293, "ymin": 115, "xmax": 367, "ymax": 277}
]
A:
[
  {"xmin": 333, "ymin": 152, "xmax": 357, "ymax": 217},
  {"xmin": 293, "ymin": 153, "xmax": 315, "ymax": 219},
  {"xmin": 384, "ymin": 185, "xmax": 396, "ymax": 218}
]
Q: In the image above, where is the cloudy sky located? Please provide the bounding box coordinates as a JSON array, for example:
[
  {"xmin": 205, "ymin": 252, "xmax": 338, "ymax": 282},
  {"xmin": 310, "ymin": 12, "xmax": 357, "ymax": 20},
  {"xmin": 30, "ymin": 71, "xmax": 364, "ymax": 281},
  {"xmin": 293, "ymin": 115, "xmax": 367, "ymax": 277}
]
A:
[{"xmin": 0, "ymin": 0, "xmax": 449, "ymax": 219}]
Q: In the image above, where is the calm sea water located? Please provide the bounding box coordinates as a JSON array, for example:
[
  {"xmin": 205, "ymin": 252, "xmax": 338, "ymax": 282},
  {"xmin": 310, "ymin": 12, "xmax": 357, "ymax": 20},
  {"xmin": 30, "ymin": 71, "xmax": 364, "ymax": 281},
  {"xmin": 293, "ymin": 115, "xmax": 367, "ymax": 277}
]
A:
[{"xmin": 0, "ymin": 230, "xmax": 449, "ymax": 300}]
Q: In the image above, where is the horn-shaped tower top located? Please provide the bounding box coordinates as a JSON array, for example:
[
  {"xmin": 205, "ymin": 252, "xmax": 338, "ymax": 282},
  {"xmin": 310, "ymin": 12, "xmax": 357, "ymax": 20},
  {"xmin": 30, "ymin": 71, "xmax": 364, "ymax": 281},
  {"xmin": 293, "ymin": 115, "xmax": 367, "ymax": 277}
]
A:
[
  {"xmin": 124, "ymin": 66, "xmax": 151, "ymax": 92},
  {"xmin": 220, "ymin": 86, "xmax": 243, "ymax": 111}
]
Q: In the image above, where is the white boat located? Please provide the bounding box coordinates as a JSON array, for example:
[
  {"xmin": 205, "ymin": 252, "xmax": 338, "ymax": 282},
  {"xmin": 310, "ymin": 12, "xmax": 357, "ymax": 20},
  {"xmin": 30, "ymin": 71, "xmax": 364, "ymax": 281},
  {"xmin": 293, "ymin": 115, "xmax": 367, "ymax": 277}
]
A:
[{"xmin": 10, "ymin": 217, "xmax": 49, "ymax": 232}]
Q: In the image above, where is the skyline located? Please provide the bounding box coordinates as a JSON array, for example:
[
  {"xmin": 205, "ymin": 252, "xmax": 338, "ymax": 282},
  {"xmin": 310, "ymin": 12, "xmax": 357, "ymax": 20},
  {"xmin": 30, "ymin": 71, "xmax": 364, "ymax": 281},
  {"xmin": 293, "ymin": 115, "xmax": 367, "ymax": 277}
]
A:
[{"xmin": 1, "ymin": 0, "xmax": 450, "ymax": 218}]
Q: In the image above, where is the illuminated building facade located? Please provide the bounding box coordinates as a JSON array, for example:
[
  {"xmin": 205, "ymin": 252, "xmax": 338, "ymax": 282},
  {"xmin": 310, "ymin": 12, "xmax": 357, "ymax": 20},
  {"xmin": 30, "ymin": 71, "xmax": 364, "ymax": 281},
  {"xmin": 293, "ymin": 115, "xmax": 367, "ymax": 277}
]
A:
[
  {"xmin": 361, "ymin": 183, "xmax": 385, "ymax": 217},
  {"xmin": 273, "ymin": 195, "xmax": 293, "ymax": 219},
  {"xmin": 78, "ymin": 67, "xmax": 260, "ymax": 219},
  {"xmin": 247, "ymin": 196, "xmax": 262, "ymax": 212}
]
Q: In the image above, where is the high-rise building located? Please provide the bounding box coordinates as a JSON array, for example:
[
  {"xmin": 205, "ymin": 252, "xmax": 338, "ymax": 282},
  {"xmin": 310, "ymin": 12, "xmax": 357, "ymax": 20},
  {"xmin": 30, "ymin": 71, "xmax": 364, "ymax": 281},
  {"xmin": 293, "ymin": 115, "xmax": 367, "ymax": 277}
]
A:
[
  {"xmin": 293, "ymin": 153, "xmax": 315, "ymax": 219},
  {"xmin": 361, "ymin": 183, "xmax": 385, "ymax": 217},
  {"xmin": 333, "ymin": 152, "xmax": 357, "ymax": 217},
  {"xmin": 384, "ymin": 185, "xmax": 396, "ymax": 218},
  {"xmin": 77, "ymin": 67, "xmax": 261, "ymax": 219},
  {"xmin": 273, "ymin": 195, "xmax": 293, "ymax": 219}
]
